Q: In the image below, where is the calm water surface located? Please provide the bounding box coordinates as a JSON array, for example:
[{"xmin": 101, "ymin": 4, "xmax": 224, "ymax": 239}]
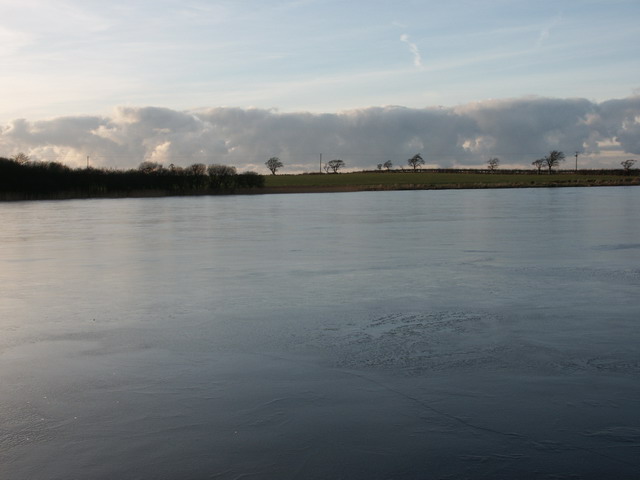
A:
[{"xmin": 1, "ymin": 187, "xmax": 639, "ymax": 479}]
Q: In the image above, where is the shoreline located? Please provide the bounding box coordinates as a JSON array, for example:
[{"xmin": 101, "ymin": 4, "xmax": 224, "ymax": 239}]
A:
[
  {"xmin": 1, "ymin": 178, "xmax": 638, "ymax": 202},
  {"xmin": 258, "ymin": 178, "xmax": 640, "ymax": 194}
]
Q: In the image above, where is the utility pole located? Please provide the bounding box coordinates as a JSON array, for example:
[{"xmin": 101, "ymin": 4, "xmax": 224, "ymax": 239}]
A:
[
  {"xmin": 87, "ymin": 155, "xmax": 90, "ymax": 169},
  {"xmin": 319, "ymin": 153, "xmax": 322, "ymax": 173},
  {"xmin": 575, "ymin": 152, "xmax": 578, "ymax": 172}
]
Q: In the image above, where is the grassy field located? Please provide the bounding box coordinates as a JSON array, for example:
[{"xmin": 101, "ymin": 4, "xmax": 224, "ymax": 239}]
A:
[{"xmin": 263, "ymin": 171, "xmax": 639, "ymax": 192}]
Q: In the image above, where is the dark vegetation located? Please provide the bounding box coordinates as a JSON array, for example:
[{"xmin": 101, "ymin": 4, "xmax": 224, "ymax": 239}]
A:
[{"xmin": 0, "ymin": 158, "xmax": 264, "ymax": 200}]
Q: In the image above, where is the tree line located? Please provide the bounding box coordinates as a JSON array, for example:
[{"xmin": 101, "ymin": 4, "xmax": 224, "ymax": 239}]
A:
[
  {"xmin": 0, "ymin": 156, "xmax": 264, "ymax": 199},
  {"xmin": 267, "ymin": 151, "xmax": 638, "ymax": 175}
]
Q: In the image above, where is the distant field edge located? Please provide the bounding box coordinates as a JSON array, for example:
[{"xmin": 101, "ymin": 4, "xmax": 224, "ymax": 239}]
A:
[
  {"xmin": 1, "ymin": 177, "xmax": 638, "ymax": 201},
  {"xmin": 259, "ymin": 178, "xmax": 640, "ymax": 195}
]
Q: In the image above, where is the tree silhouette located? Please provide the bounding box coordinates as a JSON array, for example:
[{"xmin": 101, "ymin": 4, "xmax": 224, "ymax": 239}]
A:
[
  {"xmin": 0, "ymin": 157, "xmax": 263, "ymax": 198},
  {"xmin": 12, "ymin": 152, "xmax": 30, "ymax": 165},
  {"xmin": 208, "ymin": 164, "xmax": 237, "ymax": 188},
  {"xmin": 265, "ymin": 157, "xmax": 283, "ymax": 175},
  {"xmin": 138, "ymin": 161, "xmax": 163, "ymax": 173},
  {"xmin": 621, "ymin": 159, "xmax": 637, "ymax": 174},
  {"xmin": 487, "ymin": 157, "xmax": 499, "ymax": 172},
  {"xmin": 186, "ymin": 163, "xmax": 207, "ymax": 176},
  {"xmin": 543, "ymin": 150, "xmax": 565, "ymax": 174},
  {"xmin": 383, "ymin": 160, "xmax": 393, "ymax": 171},
  {"xmin": 407, "ymin": 154, "xmax": 424, "ymax": 171},
  {"xmin": 532, "ymin": 159, "xmax": 544, "ymax": 174},
  {"xmin": 327, "ymin": 159, "xmax": 345, "ymax": 173}
]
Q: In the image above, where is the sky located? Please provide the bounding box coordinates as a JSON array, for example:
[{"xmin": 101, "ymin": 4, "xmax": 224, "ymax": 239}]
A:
[{"xmin": 1, "ymin": 0, "xmax": 639, "ymax": 172}]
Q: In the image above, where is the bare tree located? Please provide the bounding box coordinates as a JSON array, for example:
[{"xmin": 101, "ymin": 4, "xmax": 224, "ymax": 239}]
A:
[
  {"xmin": 265, "ymin": 157, "xmax": 283, "ymax": 175},
  {"xmin": 377, "ymin": 163, "xmax": 383, "ymax": 171},
  {"xmin": 207, "ymin": 164, "xmax": 236, "ymax": 177},
  {"xmin": 327, "ymin": 159, "xmax": 345, "ymax": 173},
  {"xmin": 407, "ymin": 153, "xmax": 424, "ymax": 171},
  {"xmin": 487, "ymin": 157, "xmax": 499, "ymax": 172},
  {"xmin": 186, "ymin": 163, "xmax": 207, "ymax": 176},
  {"xmin": 621, "ymin": 159, "xmax": 637, "ymax": 174},
  {"xmin": 12, "ymin": 152, "xmax": 30, "ymax": 165},
  {"xmin": 543, "ymin": 150, "xmax": 565, "ymax": 174},
  {"xmin": 138, "ymin": 161, "xmax": 163, "ymax": 173},
  {"xmin": 532, "ymin": 159, "xmax": 544, "ymax": 174},
  {"xmin": 383, "ymin": 160, "xmax": 393, "ymax": 171}
]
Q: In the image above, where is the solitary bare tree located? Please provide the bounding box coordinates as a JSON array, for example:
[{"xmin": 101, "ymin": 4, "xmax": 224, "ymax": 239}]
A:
[
  {"xmin": 265, "ymin": 157, "xmax": 283, "ymax": 175},
  {"xmin": 621, "ymin": 159, "xmax": 637, "ymax": 174},
  {"xmin": 383, "ymin": 160, "xmax": 393, "ymax": 171},
  {"xmin": 407, "ymin": 154, "xmax": 424, "ymax": 171},
  {"xmin": 487, "ymin": 157, "xmax": 499, "ymax": 172},
  {"xmin": 327, "ymin": 159, "xmax": 345, "ymax": 173}
]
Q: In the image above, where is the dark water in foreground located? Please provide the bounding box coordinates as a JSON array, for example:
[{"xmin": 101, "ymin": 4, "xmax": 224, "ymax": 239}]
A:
[{"xmin": 1, "ymin": 187, "xmax": 639, "ymax": 479}]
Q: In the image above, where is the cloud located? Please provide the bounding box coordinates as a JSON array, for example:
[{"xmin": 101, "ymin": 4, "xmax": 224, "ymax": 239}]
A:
[
  {"xmin": 595, "ymin": 97, "xmax": 640, "ymax": 154},
  {"xmin": 455, "ymin": 97, "xmax": 597, "ymax": 157},
  {"xmin": 1, "ymin": 96, "xmax": 639, "ymax": 172},
  {"xmin": 535, "ymin": 12, "xmax": 563, "ymax": 48},
  {"xmin": 400, "ymin": 34, "xmax": 424, "ymax": 69}
]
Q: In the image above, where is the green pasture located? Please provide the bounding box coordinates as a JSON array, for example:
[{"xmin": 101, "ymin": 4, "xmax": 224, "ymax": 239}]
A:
[{"xmin": 264, "ymin": 171, "xmax": 633, "ymax": 188}]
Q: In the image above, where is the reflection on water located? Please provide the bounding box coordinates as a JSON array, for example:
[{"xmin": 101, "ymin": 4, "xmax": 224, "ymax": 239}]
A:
[{"xmin": 1, "ymin": 187, "xmax": 639, "ymax": 479}]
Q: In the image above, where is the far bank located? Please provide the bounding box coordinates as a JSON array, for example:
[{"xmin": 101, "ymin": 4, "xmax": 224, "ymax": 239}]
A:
[{"xmin": 1, "ymin": 167, "xmax": 638, "ymax": 201}]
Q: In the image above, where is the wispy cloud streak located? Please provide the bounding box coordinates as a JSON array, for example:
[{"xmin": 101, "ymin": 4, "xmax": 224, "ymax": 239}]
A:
[
  {"xmin": 400, "ymin": 34, "xmax": 424, "ymax": 69},
  {"xmin": 535, "ymin": 12, "xmax": 563, "ymax": 48}
]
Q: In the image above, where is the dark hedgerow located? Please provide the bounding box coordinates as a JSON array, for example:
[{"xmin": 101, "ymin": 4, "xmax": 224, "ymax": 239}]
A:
[
  {"xmin": 235, "ymin": 171, "xmax": 265, "ymax": 188},
  {"xmin": 0, "ymin": 157, "xmax": 264, "ymax": 199}
]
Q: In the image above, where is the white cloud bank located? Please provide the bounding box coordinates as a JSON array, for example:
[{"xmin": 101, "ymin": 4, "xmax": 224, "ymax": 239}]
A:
[{"xmin": 2, "ymin": 96, "xmax": 640, "ymax": 173}]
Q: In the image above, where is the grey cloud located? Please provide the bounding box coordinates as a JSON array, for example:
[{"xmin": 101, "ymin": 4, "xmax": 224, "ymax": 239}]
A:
[
  {"xmin": 595, "ymin": 97, "xmax": 640, "ymax": 154},
  {"xmin": 194, "ymin": 106, "xmax": 478, "ymax": 168},
  {"xmin": 457, "ymin": 97, "xmax": 597, "ymax": 160},
  {"xmin": 2, "ymin": 115, "xmax": 123, "ymax": 159},
  {"xmin": 1, "ymin": 96, "xmax": 639, "ymax": 171}
]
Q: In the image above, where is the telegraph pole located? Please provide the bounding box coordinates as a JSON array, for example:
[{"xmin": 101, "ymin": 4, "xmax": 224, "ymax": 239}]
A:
[{"xmin": 87, "ymin": 155, "xmax": 90, "ymax": 169}]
